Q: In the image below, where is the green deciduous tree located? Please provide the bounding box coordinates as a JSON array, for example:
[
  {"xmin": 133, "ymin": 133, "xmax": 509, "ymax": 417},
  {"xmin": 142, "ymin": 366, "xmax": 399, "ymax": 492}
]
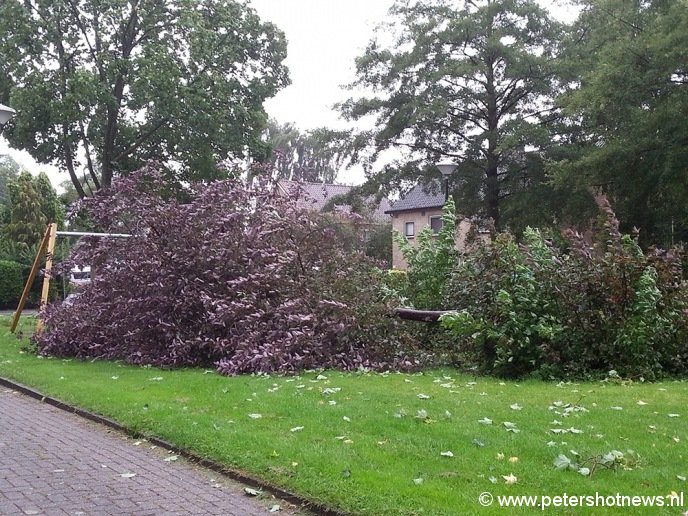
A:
[
  {"xmin": 0, "ymin": 0, "xmax": 289, "ymax": 196},
  {"xmin": 4, "ymin": 171, "xmax": 45, "ymax": 248},
  {"xmin": 2, "ymin": 171, "xmax": 64, "ymax": 252},
  {"xmin": 341, "ymin": 0, "xmax": 565, "ymax": 230},
  {"xmin": 553, "ymin": 0, "xmax": 688, "ymax": 245}
]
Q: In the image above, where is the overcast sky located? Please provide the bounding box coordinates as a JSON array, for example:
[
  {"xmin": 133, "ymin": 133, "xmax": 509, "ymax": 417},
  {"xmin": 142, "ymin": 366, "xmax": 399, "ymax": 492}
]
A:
[{"xmin": 1, "ymin": 0, "xmax": 579, "ymax": 187}]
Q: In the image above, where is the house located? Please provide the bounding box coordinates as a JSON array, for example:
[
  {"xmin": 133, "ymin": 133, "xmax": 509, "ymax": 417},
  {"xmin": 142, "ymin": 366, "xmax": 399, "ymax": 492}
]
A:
[{"xmin": 385, "ymin": 181, "xmax": 486, "ymax": 269}]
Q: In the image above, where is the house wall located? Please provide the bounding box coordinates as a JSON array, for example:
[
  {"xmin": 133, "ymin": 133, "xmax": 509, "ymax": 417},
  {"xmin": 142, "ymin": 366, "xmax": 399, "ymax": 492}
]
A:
[
  {"xmin": 390, "ymin": 210, "xmax": 488, "ymax": 269},
  {"xmin": 390, "ymin": 208, "xmax": 444, "ymax": 269}
]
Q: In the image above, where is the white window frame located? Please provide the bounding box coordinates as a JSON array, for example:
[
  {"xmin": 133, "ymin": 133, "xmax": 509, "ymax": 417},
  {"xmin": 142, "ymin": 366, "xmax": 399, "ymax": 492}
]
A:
[{"xmin": 404, "ymin": 221, "xmax": 415, "ymax": 238}]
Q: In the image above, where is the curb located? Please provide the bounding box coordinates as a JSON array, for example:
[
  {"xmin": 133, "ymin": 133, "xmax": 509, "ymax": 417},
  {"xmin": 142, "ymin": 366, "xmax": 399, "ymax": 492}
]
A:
[{"xmin": 0, "ymin": 376, "xmax": 348, "ymax": 516}]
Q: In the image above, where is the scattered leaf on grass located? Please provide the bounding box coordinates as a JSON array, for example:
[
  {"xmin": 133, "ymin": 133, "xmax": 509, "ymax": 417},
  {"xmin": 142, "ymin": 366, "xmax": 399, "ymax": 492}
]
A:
[
  {"xmin": 553, "ymin": 454, "xmax": 572, "ymax": 471},
  {"xmin": 290, "ymin": 426, "xmax": 304, "ymax": 433},
  {"xmin": 637, "ymin": 400, "xmax": 648, "ymax": 406},
  {"xmin": 149, "ymin": 377, "xmax": 163, "ymax": 381},
  {"xmin": 496, "ymin": 453, "xmax": 504, "ymax": 460},
  {"xmin": 248, "ymin": 413, "xmax": 262, "ymax": 419},
  {"xmin": 510, "ymin": 403, "xmax": 523, "ymax": 411},
  {"xmin": 578, "ymin": 467, "xmax": 591, "ymax": 476},
  {"xmin": 478, "ymin": 417, "xmax": 493, "ymax": 425},
  {"xmin": 677, "ymin": 475, "xmax": 687, "ymax": 482},
  {"xmin": 341, "ymin": 469, "xmax": 351, "ymax": 478},
  {"xmin": 413, "ymin": 477, "xmax": 424, "ymax": 485},
  {"xmin": 503, "ymin": 473, "xmax": 517, "ymax": 485},
  {"xmin": 440, "ymin": 451, "xmax": 454, "ymax": 458},
  {"xmin": 489, "ymin": 476, "xmax": 498, "ymax": 484},
  {"xmin": 668, "ymin": 414, "xmax": 680, "ymax": 418},
  {"xmin": 472, "ymin": 439, "xmax": 485, "ymax": 447},
  {"xmin": 610, "ymin": 406, "xmax": 623, "ymax": 411},
  {"xmin": 508, "ymin": 456, "xmax": 519, "ymax": 464},
  {"xmin": 417, "ymin": 394, "xmax": 431, "ymax": 399},
  {"xmin": 343, "ymin": 416, "xmax": 351, "ymax": 422},
  {"xmin": 503, "ymin": 422, "xmax": 520, "ymax": 433}
]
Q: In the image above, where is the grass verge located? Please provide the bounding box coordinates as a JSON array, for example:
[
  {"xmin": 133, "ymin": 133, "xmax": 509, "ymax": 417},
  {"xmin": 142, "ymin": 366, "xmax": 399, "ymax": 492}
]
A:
[{"xmin": 1, "ymin": 317, "xmax": 687, "ymax": 515}]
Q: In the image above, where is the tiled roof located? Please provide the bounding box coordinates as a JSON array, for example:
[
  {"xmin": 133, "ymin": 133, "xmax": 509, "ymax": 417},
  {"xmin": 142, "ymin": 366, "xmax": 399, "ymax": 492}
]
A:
[
  {"xmin": 386, "ymin": 181, "xmax": 445, "ymax": 213},
  {"xmin": 277, "ymin": 180, "xmax": 391, "ymax": 222}
]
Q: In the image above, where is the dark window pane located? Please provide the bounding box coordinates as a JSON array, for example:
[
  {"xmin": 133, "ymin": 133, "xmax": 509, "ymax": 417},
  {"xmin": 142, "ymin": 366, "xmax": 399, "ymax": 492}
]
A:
[{"xmin": 430, "ymin": 216, "xmax": 443, "ymax": 233}]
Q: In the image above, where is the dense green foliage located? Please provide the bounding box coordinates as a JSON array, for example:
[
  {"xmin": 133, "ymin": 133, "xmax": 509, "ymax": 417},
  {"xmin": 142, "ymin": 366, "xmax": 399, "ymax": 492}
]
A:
[
  {"xmin": 440, "ymin": 199, "xmax": 688, "ymax": 379},
  {"xmin": 0, "ymin": 259, "xmax": 22, "ymax": 308},
  {"xmin": 553, "ymin": 0, "xmax": 688, "ymax": 246},
  {"xmin": 394, "ymin": 199, "xmax": 459, "ymax": 310},
  {"xmin": 341, "ymin": 0, "xmax": 566, "ymax": 230},
  {"xmin": 3, "ymin": 171, "xmax": 45, "ymax": 248},
  {"xmin": 338, "ymin": 0, "xmax": 686, "ymax": 247},
  {"xmin": 0, "ymin": 0, "xmax": 289, "ymax": 194},
  {"xmin": 1, "ymin": 170, "xmax": 64, "ymax": 262}
]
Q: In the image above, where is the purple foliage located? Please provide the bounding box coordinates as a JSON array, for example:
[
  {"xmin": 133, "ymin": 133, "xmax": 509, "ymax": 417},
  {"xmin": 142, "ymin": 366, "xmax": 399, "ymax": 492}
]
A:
[{"xmin": 35, "ymin": 164, "xmax": 420, "ymax": 374}]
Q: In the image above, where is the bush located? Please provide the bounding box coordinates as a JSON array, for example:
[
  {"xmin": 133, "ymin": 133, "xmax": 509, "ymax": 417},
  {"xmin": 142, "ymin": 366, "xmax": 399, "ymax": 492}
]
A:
[
  {"xmin": 441, "ymin": 198, "xmax": 688, "ymax": 379},
  {"xmin": 393, "ymin": 199, "xmax": 458, "ymax": 310},
  {"xmin": 35, "ymin": 165, "xmax": 421, "ymax": 374},
  {"xmin": 0, "ymin": 259, "xmax": 22, "ymax": 308}
]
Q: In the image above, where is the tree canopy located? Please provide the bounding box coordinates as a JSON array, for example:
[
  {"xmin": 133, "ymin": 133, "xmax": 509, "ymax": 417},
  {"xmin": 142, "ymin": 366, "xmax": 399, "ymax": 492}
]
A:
[
  {"xmin": 341, "ymin": 0, "xmax": 565, "ymax": 230},
  {"xmin": 0, "ymin": 0, "xmax": 289, "ymax": 196},
  {"xmin": 553, "ymin": 0, "xmax": 688, "ymax": 245}
]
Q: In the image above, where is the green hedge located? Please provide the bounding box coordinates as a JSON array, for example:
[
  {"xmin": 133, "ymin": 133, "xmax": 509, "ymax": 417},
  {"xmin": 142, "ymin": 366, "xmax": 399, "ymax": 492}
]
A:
[{"xmin": 0, "ymin": 260, "xmax": 23, "ymax": 308}]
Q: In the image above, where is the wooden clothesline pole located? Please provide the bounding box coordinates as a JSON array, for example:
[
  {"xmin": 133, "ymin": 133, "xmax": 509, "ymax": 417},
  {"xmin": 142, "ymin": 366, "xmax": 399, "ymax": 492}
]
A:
[
  {"xmin": 10, "ymin": 224, "xmax": 54, "ymax": 333},
  {"xmin": 35, "ymin": 223, "xmax": 58, "ymax": 334},
  {"xmin": 10, "ymin": 224, "xmax": 132, "ymax": 333}
]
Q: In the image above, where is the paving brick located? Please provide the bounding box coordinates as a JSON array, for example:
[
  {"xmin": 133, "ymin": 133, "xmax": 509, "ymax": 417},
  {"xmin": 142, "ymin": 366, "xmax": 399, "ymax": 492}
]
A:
[{"xmin": 0, "ymin": 389, "xmax": 308, "ymax": 515}]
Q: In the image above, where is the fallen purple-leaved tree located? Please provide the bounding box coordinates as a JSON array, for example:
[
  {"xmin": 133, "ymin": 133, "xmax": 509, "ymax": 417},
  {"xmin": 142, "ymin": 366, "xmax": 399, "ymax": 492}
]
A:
[{"xmin": 35, "ymin": 164, "xmax": 421, "ymax": 374}]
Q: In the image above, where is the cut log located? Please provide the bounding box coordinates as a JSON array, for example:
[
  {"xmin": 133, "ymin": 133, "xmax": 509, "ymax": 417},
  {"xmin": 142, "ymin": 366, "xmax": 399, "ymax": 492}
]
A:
[{"xmin": 395, "ymin": 308, "xmax": 453, "ymax": 323}]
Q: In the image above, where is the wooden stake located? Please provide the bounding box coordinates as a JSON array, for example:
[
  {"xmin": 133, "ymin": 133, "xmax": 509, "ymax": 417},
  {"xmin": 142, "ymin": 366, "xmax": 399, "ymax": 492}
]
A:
[
  {"xmin": 10, "ymin": 225, "xmax": 52, "ymax": 333},
  {"xmin": 35, "ymin": 223, "xmax": 58, "ymax": 334}
]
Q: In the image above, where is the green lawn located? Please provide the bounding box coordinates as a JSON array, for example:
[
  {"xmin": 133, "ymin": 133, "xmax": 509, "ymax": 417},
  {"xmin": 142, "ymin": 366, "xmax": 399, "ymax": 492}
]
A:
[{"xmin": 1, "ymin": 316, "xmax": 687, "ymax": 515}]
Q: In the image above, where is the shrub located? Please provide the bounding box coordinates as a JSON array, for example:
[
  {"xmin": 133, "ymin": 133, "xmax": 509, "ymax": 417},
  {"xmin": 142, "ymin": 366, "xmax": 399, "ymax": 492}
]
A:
[
  {"xmin": 0, "ymin": 259, "xmax": 22, "ymax": 308},
  {"xmin": 35, "ymin": 165, "xmax": 421, "ymax": 374},
  {"xmin": 394, "ymin": 199, "xmax": 458, "ymax": 309},
  {"xmin": 441, "ymin": 198, "xmax": 688, "ymax": 379}
]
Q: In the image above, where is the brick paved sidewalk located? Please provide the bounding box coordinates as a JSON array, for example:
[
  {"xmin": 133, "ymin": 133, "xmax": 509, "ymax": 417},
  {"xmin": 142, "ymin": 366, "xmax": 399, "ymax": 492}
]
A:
[{"xmin": 0, "ymin": 388, "xmax": 306, "ymax": 515}]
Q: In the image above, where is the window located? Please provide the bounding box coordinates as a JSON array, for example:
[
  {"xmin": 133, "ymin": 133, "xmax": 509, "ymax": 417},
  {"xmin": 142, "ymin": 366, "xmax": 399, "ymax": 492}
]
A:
[
  {"xmin": 404, "ymin": 222, "xmax": 415, "ymax": 238},
  {"xmin": 430, "ymin": 216, "xmax": 443, "ymax": 234}
]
